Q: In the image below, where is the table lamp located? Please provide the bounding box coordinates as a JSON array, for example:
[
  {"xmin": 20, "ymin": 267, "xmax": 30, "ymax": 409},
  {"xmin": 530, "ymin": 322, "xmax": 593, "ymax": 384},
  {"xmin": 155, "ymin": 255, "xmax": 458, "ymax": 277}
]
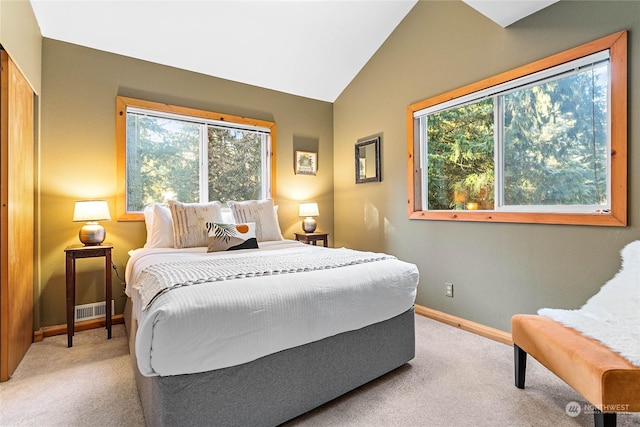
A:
[
  {"xmin": 299, "ymin": 202, "xmax": 319, "ymax": 233},
  {"xmin": 73, "ymin": 200, "xmax": 111, "ymax": 245}
]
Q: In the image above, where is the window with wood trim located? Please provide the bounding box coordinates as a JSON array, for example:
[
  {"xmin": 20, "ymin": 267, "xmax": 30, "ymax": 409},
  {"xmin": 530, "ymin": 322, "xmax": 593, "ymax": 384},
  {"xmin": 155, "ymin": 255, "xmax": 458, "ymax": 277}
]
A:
[
  {"xmin": 116, "ymin": 97, "xmax": 277, "ymax": 221},
  {"xmin": 407, "ymin": 31, "xmax": 627, "ymax": 226}
]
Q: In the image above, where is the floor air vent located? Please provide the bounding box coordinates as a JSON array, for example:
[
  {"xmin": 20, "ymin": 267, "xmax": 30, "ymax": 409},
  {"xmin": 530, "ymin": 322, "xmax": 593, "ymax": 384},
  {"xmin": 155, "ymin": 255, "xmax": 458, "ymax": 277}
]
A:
[{"xmin": 75, "ymin": 300, "xmax": 115, "ymax": 322}]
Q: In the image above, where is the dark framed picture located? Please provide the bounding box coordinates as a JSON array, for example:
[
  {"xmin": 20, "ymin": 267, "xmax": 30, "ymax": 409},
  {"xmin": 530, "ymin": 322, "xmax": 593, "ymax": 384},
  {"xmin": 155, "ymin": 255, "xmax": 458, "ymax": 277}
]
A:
[
  {"xmin": 295, "ymin": 151, "xmax": 317, "ymax": 175},
  {"xmin": 355, "ymin": 134, "xmax": 381, "ymax": 183}
]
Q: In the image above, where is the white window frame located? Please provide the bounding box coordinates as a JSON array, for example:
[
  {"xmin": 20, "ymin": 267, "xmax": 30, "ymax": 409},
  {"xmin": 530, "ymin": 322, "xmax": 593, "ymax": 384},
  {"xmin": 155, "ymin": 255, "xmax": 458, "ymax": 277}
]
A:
[
  {"xmin": 116, "ymin": 97, "xmax": 277, "ymax": 221},
  {"xmin": 406, "ymin": 31, "xmax": 627, "ymax": 226},
  {"xmin": 415, "ymin": 52, "xmax": 610, "ymax": 214}
]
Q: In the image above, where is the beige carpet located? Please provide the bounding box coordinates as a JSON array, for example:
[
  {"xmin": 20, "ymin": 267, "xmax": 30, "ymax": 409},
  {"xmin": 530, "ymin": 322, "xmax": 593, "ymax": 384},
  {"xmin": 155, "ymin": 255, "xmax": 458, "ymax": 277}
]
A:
[{"xmin": 1, "ymin": 315, "xmax": 638, "ymax": 427}]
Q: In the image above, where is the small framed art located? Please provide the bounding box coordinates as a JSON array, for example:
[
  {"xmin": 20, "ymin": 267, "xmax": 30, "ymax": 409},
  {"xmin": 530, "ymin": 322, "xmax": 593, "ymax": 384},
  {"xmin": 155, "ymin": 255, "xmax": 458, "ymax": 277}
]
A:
[{"xmin": 295, "ymin": 151, "xmax": 317, "ymax": 175}]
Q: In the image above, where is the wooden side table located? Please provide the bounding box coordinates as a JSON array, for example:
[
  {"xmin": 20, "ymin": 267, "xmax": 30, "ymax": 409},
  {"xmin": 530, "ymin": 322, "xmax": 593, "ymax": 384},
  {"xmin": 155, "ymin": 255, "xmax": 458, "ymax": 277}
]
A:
[
  {"xmin": 64, "ymin": 244, "xmax": 113, "ymax": 347},
  {"xmin": 294, "ymin": 232, "xmax": 329, "ymax": 247}
]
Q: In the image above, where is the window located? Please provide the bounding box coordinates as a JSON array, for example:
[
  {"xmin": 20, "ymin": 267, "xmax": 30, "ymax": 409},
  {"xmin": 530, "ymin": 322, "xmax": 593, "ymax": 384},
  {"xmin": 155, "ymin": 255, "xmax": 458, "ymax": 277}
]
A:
[
  {"xmin": 407, "ymin": 31, "xmax": 627, "ymax": 226},
  {"xmin": 116, "ymin": 97, "xmax": 276, "ymax": 220}
]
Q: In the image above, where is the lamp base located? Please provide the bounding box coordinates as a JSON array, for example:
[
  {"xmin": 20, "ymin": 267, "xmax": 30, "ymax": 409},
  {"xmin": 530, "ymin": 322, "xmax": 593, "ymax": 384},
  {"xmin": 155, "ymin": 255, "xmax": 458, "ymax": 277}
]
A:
[
  {"xmin": 79, "ymin": 222, "xmax": 106, "ymax": 246},
  {"xmin": 302, "ymin": 217, "xmax": 317, "ymax": 233}
]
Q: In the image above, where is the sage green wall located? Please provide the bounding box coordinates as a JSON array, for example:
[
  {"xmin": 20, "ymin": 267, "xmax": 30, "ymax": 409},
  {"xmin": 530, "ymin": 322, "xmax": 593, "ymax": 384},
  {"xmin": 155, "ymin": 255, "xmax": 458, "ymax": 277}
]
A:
[
  {"xmin": 333, "ymin": 1, "xmax": 640, "ymax": 332},
  {"xmin": 39, "ymin": 39, "xmax": 333, "ymax": 328}
]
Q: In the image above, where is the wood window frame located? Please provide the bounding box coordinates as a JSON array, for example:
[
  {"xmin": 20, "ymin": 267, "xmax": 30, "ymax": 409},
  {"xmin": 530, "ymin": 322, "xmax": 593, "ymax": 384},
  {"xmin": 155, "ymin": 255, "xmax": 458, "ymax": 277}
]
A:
[
  {"xmin": 116, "ymin": 96, "xmax": 277, "ymax": 221},
  {"xmin": 406, "ymin": 31, "xmax": 627, "ymax": 226}
]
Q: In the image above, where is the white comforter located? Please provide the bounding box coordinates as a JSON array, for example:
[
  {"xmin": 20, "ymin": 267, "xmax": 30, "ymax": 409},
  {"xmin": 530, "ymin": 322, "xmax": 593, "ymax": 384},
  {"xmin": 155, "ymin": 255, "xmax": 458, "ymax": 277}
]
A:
[{"xmin": 125, "ymin": 241, "xmax": 419, "ymax": 377}]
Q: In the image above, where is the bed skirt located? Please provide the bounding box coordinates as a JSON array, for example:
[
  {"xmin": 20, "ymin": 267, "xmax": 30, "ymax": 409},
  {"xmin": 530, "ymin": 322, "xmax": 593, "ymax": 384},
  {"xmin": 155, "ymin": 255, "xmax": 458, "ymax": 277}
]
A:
[{"xmin": 124, "ymin": 299, "xmax": 415, "ymax": 427}]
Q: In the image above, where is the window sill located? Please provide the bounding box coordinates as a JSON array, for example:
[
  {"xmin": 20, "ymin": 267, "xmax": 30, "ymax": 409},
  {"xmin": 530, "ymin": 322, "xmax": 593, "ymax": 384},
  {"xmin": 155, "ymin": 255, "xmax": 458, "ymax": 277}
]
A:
[{"xmin": 408, "ymin": 210, "xmax": 626, "ymax": 227}]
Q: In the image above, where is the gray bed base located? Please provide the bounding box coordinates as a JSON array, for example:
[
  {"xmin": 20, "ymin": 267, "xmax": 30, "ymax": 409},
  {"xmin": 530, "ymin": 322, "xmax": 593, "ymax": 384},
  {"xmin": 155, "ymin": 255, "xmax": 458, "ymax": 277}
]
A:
[{"xmin": 125, "ymin": 300, "xmax": 415, "ymax": 427}]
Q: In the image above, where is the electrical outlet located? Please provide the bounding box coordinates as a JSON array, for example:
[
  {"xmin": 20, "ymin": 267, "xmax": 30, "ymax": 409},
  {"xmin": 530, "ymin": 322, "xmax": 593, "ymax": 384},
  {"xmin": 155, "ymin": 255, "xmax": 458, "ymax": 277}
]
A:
[{"xmin": 445, "ymin": 282, "xmax": 454, "ymax": 297}]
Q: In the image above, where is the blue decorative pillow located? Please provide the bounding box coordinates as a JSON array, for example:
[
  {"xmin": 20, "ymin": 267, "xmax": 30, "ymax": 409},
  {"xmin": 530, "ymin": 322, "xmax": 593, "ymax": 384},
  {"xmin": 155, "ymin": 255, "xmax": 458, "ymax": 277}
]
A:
[{"xmin": 206, "ymin": 222, "xmax": 259, "ymax": 252}]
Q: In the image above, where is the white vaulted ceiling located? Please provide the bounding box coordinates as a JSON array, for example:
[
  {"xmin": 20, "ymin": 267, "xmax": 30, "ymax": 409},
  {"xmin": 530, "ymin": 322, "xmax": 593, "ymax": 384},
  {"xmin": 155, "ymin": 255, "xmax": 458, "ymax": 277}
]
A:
[{"xmin": 29, "ymin": 0, "xmax": 557, "ymax": 102}]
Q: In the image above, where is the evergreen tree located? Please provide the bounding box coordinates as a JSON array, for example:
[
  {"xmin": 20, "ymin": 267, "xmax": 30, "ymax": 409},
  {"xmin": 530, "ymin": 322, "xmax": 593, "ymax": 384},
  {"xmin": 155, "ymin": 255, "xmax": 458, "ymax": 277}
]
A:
[{"xmin": 425, "ymin": 62, "xmax": 607, "ymax": 210}]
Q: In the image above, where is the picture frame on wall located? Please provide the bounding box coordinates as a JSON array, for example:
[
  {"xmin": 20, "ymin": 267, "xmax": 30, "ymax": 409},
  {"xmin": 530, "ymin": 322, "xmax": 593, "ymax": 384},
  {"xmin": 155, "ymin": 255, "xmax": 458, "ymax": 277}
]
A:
[
  {"xmin": 355, "ymin": 134, "xmax": 381, "ymax": 184},
  {"xmin": 295, "ymin": 150, "xmax": 317, "ymax": 175}
]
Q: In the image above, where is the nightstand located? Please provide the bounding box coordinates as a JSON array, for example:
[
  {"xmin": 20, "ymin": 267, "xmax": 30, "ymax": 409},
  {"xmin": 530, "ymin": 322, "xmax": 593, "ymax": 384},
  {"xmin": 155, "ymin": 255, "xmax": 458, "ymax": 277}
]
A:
[
  {"xmin": 294, "ymin": 232, "xmax": 329, "ymax": 247},
  {"xmin": 64, "ymin": 244, "xmax": 113, "ymax": 347}
]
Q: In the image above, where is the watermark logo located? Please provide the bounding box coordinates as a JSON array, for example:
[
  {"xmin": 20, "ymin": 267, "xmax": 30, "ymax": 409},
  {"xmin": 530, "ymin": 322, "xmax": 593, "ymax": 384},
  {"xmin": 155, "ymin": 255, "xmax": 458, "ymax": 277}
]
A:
[
  {"xmin": 566, "ymin": 401, "xmax": 582, "ymax": 417},
  {"xmin": 565, "ymin": 401, "xmax": 631, "ymax": 417},
  {"xmin": 583, "ymin": 403, "xmax": 630, "ymax": 415}
]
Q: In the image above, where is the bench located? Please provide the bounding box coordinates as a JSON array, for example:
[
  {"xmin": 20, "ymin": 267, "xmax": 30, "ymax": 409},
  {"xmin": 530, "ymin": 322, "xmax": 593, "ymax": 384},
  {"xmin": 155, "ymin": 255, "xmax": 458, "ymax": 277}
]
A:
[{"xmin": 512, "ymin": 314, "xmax": 640, "ymax": 427}]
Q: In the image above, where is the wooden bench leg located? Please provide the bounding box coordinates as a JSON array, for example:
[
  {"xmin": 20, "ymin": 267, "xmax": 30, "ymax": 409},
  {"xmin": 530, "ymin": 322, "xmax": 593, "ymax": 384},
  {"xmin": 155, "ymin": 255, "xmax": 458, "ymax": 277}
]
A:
[
  {"xmin": 514, "ymin": 344, "xmax": 527, "ymax": 389},
  {"xmin": 594, "ymin": 409, "xmax": 616, "ymax": 427}
]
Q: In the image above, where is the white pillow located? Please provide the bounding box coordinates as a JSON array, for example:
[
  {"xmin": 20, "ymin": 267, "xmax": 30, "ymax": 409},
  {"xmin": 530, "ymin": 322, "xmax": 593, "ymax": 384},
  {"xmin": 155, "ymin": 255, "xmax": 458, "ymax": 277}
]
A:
[
  {"xmin": 143, "ymin": 205, "xmax": 155, "ymax": 248},
  {"xmin": 150, "ymin": 204, "xmax": 174, "ymax": 248},
  {"xmin": 220, "ymin": 208, "xmax": 235, "ymax": 224},
  {"xmin": 168, "ymin": 200, "xmax": 224, "ymax": 248},
  {"xmin": 227, "ymin": 199, "xmax": 284, "ymax": 242},
  {"xmin": 143, "ymin": 204, "xmax": 175, "ymax": 248}
]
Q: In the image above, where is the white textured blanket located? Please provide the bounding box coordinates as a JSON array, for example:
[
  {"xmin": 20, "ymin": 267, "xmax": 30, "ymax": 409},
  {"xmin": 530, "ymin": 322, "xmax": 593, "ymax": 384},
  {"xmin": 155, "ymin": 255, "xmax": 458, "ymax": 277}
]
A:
[
  {"xmin": 134, "ymin": 247, "xmax": 395, "ymax": 310},
  {"xmin": 129, "ymin": 242, "xmax": 419, "ymax": 376},
  {"xmin": 538, "ymin": 240, "xmax": 640, "ymax": 367}
]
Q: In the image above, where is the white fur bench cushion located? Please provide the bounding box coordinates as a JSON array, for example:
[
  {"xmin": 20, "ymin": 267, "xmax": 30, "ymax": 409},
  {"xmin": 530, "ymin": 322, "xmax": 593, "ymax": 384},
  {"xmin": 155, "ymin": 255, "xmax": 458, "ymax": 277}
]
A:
[{"xmin": 538, "ymin": 240, "xmax": 640, "ymax": 367}]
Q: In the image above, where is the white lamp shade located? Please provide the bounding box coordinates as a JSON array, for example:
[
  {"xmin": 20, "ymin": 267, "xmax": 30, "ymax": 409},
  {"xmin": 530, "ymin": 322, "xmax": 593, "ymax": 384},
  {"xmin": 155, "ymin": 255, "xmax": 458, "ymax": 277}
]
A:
[
  {"xmin": 298, "ymin": 202, "xmax": 319, "ymax": 217},
  {"xmin": 73, "ymin": 200, "xmax": 111, "ymax": 222}
]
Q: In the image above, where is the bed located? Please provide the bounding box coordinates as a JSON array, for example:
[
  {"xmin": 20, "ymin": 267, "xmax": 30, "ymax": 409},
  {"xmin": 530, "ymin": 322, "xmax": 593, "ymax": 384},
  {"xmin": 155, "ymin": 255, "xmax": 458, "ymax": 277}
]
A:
[{"xmin": 123, "ymin": 200, "xmax": 419, "ymax": 426}]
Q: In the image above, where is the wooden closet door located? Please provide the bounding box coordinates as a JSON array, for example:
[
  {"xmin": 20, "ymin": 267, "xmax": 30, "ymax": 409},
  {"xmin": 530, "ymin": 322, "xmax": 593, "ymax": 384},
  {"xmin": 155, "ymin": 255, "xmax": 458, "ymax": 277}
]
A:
[{"xmin": 0, "ymin": 50, "xmax": 35, "ymax": 382}]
